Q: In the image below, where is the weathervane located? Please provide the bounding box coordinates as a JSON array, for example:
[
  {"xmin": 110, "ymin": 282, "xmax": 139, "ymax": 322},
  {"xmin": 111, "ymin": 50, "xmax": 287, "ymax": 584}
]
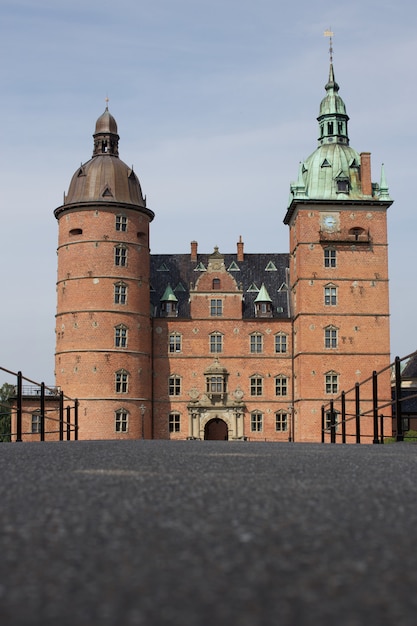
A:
[{"xmin": 323, "ymin": 28, "xmax": 334, "ymax": 63}]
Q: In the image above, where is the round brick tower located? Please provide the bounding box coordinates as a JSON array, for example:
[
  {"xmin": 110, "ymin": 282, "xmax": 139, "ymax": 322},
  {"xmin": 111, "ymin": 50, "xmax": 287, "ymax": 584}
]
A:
[{"xmin": 54, "ymin": 107, "xmax": 154, "ymax": 439}]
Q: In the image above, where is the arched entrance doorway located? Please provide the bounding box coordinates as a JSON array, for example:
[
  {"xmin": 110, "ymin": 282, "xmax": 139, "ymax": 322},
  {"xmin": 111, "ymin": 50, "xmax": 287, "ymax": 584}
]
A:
[{"xmin": 204, "ymin": 418, "xmax": 228, "ymax": 440}]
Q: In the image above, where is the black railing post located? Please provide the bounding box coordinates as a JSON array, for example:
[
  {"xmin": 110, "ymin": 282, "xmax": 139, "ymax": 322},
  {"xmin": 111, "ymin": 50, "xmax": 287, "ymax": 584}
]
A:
[
  {"xmin": 40, "ymin": 382, "xmax": 45, "ymax": 442},
  {"xmin": 321, "ymin": 406, "xmax": 325, "ymax": 443},
  {"xmin": 372, "ymin": 371, "xmax": 379, "ymax": 444},
  {"xmin": 355, "ymin": 383, "xmax": 361, "ymax": 444},
  {"xmin": 341, "ymin": 391, "xmax": 346, "ymax": 444},
  {"xmin": 395, "ymin": 356, "xmax": 403, "ymax": 442},
  {"xmin": 16, "ymin": 371, "xmax": 22, "ymax": 442},
  {"xmin": 380, "ymin": 414, "xmax": 384, "ymax": 444},
  {"xmin": 66, "ymin": 405, "xmax": 71, "ymax": 440},
  {"xmin": 330, "ymin": 400, "xmax": 336, "ymax": 444},
  {"xmin": 59, "ymin": 392, "xmax": 64, "ymax": 441},
  {"xmin": 74, "ymin": 400, "xmax": 79, "ymax": 441}
]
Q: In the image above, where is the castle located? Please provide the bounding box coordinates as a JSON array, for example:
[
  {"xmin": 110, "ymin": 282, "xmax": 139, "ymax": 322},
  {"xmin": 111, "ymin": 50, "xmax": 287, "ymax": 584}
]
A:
[{"xmin": 51, "ymin": 57, "xmax": 392, "ymax": 442}]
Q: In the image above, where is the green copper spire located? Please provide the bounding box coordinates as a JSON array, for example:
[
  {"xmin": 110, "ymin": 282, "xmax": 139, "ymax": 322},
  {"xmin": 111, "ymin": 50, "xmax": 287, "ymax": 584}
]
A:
[
  {"xmin": 318, "ymin": 62, "xmax": 349, "ymax": 146},
  {"xmin": 254, "ymin": 283, "xmax": 272, "ymax": 303},
  {"xmin": 160, "ymin": 284, "xmax": 178, "ymax": 302}
]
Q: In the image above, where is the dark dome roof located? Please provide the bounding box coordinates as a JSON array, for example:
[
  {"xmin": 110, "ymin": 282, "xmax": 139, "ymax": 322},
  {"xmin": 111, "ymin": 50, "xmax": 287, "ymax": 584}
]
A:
[
  {"xmin": 64, "ymin": 155, "xmax": 146, "ymax": 207},
  {"xmin": 95, "ymin": 107, "xmax": 118, "ymax": 135}
]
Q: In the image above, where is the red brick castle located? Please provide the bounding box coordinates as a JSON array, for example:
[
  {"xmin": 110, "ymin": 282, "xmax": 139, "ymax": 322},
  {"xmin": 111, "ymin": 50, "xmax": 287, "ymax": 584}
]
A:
[{"xmin": 53, "ymin": 59, "xmax": 392, "ymax": 441}]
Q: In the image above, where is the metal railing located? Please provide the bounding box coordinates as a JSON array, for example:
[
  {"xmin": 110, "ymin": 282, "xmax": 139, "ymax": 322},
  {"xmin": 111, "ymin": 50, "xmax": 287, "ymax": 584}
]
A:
[
  {"xmin": 1, "ymin": 367, "xmax": 78, "ymax": 442},
  {"xmin": 321, "ymin": 353, "xmax": 417, "ymax": 444}
]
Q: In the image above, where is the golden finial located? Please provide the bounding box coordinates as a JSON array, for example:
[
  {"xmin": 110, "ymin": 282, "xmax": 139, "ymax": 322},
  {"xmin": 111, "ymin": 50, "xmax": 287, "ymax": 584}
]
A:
[{"xmin": 324, "ymin": 29, "xmax": 334, "ymax": 63}]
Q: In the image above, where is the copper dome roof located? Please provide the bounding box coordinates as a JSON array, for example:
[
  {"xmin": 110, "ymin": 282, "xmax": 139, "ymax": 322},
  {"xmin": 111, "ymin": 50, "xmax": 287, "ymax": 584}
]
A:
[
  {"xmin": 55, "ymin": 107, "xmax": 153, "ymax": 218},
  {"xmin": 63, "ymin": 156, "xmax": 147, "ymax": 207}
]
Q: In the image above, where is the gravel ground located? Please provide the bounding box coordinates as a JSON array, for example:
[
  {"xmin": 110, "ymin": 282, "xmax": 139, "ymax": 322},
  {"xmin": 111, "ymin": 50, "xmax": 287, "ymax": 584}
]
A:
[{"xmin": 1, "ymin": 440, "xmax": 417, "ymax": 626}]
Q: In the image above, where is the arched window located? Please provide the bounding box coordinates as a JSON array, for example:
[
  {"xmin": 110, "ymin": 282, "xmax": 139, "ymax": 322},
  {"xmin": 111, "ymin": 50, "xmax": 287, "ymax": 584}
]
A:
[
  {"xmin": 115, "ymin": 408, "xmax": 129, "ymax": 432},
  {"xmin": 115, "ymin": 324, "xmax": 128, "ymax": 348},
  {"xmin": 115, "ymin": 370, "xmax": 129, "ymax": 393}
]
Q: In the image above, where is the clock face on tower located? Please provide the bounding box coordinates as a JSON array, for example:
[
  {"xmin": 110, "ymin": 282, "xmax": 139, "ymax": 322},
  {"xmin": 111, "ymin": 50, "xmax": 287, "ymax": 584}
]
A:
[{"xmin": 322, "ymin": 214, "xmax": 338, "ymax": 231}]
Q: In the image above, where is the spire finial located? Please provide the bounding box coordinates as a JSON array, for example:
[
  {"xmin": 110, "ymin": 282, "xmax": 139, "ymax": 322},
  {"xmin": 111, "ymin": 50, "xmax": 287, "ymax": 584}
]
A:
[
  {"xmin": 105, "ymin": 96, "xmax": 109, "ymax": 110},
  {"xmin": 324, "ymin": 28, "xmax": 334, "ymax": 64}
]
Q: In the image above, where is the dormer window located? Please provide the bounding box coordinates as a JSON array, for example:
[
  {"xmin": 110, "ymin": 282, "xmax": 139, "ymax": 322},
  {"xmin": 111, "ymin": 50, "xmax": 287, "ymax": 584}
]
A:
[
  {"xmin": 212, "ymin": 278, "xmax": 220, "ymax": 290},
  {"xmin": 336, "ymin": 179, "xmax": 349, "ymax": 193}
]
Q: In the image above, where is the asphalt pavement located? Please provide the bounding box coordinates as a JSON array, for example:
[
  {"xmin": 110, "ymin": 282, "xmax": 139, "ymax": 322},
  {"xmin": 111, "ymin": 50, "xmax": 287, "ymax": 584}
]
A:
[{"xmin": 1, "ymin": 439, "xmax": 417, "ymax": 626}]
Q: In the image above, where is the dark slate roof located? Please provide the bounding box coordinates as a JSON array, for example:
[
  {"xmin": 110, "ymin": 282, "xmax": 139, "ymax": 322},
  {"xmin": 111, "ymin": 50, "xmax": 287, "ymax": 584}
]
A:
[
  {"xmin": 150, "ymin": 253, "xmax": 290, "ymax": 319},
  {"xmin": 401, "ymin": 352, "xmax": 417, "ymax": 379}
]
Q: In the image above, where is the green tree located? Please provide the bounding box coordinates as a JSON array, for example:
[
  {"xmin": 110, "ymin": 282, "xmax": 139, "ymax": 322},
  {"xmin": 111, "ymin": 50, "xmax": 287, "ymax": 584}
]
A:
[{"xmin": 0, "ymin": 383, "xmax": 15, "ymax": 442}]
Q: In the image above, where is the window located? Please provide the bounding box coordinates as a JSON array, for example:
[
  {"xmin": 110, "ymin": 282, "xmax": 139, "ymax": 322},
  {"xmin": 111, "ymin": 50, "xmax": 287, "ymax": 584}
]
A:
[
  {"xmin": 114, "ymin": 282, "xmax": 127, "ymax": 304},
  {"xmin": 210, "ymin": 299, "xmax": 223, "ymax": 316},
  {"xmin": 325, "ymin": 372, "xmax": 339, "ymax": 395},
  {"xmin": 116, "ymin": 215, "xmax": 127, "ymax": 231},
  {"xmin": 115, "ymin": 324, "xmax": 128, "ymax": 348},
  {"xmin": 325, "ymin": 410, "xmax": 339, "ymax": 432},
  {"xmin": 250, "ymin": 333, "xmax": 263, "ymax": 354},
  {"xmin": 169, "ymin": 375, "xmax": 181, "ymax": 396},
  {"xmin": 115, "ymin": 245, "xmax": 127, "ymax": 266},
  {"xmin": 169, "ymin": 413, "xmax": 181, "ymax": 433},
  {"xmin": 324, "ymin": 248, "xmax": 336, "ymax": 268},
  {"xmin": 324, "ymin": 285, "xmax": 337, "ymax": 306},
  {"xmin": 212, "ymin": 278, "xmax": 220, "ymax": 290},
  {"xmin": 206, "ymin": 375, "xmax": 226, "ymax": 394},
  {"xmin": 337, "ymin": 179, "xmax": 349, "ymax": 193},
  {"xmin": 275, "ymin": 375, "xmax": 288, "ymax": 397},
  {"xmin": 325, "ymin": 326, "xmax": 338, "ymax": 349},
  {"xmin": 161, "ymin": 301, "xmax": 177, "ymax": 316},
  {"xmin": 31, "ymin": 411, "xmax": 41, "ymax": 434},
  {"xmin": 115, "ymin": 409, "xmax": 128, "ymax": 432},
  {"xmin": 250, "ymin": 376, "xmax": 263, "ymax": 396},
  {"xmin": 210, "ymin": 333, "xmax": 223, "ymax": 353},
  {"xmin": 115, "ymin": 370, "xmax": 129, "ymax": 393},
  {"xmin": 169, "ymin": 333, "xmax": 182, "ymax": 353},
  {"xmin": 275, "ymin": 412, "xmax": 288, "ymax": 432},
  {"xmin": 275, "ymin": 333, "xmax": 287, "ymax": 354},
  {"xmin": 251, "ymin": 412, "xmax": 263, "ymax": 432}
]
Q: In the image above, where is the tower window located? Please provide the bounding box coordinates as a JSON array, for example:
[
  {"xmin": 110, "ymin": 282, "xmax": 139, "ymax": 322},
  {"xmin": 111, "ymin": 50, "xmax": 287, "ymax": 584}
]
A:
[
  {"xmin": 324, "ymin": 248, "xmax": 336, "ymax": 268},
  {"xmin": 327, "ymin": 122, "xmax": 334, "ymax": 135},
  {"xmin": 115, "ymin": 409, "xmax": 128, "ymax": 432},
  {"xmin": 69, "ymin": 228, "xmax": 83, "ymax": 236},
  {"xmin": 116, "ymin": 215, "xmax": 127, "ymax": 232},
  {"xmin": 337, "ymin": 179, "xmax": 349, "ymax": 193},
  {"xmin": 114, "ymin": 282, "xmax": 127, "ymax": 304},
  {"xmin": 275, "ymin": 375, "xmax": 288, "ymax": 397},
  {"xmin": 115, "ymin": 370, "xmax": 129, "ymax": 394},
  {"xmin": 210, "ymin": 333, "xmax": 223, "ymax": 353},
  {"xmin": 115, "ymin": 324, "xmax": 128, "ymax": 348},
  {"xmin": 275, "ymin": 412, "xmax": 288, "ymax": 432},
  {"xmin": 115, "ymin": 245, "xmax": 127, "ymax": 267},
  {"xmin": 169, "ymin": 375, "xmax": 181, "ymax": 396},
  {"xmin": 251, "ymin": 411, "xmax": 263, "ymax": 432},
  {"xmin": 325, "ymin": 372, "xmax": 339, "ymax": 395},
  {"xmin": 325, "ymin": 326, "xmax": 338, "ymax": 349},
  {"xmin": 324, "ymin": 285, "xmax": 337, "ymax": 306}
]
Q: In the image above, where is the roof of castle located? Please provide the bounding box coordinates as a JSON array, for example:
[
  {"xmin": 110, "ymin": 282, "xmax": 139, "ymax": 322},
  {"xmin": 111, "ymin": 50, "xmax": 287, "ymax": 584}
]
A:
[{"xmin": 150, "ymin": 251, "xmax": 290, "ymax": 319}]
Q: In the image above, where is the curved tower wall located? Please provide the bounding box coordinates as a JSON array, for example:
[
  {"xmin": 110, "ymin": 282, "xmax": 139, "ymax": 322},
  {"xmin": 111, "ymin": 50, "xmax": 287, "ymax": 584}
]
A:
[{"xmin": 54, "ymin": 110, "xmax": 154, "ymax": 439}]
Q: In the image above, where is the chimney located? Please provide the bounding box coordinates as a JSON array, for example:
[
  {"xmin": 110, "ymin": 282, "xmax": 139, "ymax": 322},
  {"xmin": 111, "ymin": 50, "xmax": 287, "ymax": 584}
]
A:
[
  {"xmin": 237, "ymin": 235, "xmax": 244, "ymax": 262},
  {"xmin": 360, "ymin": 152, "xmax": 372, "ymax": 197},
  {"xmin": 191, "ymin": 240, "xmax": 198, "ymax": 262}
]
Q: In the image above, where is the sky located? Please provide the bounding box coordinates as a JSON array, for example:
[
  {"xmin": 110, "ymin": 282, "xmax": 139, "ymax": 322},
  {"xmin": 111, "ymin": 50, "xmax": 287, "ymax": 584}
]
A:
[{"xmin": 1, "ymin": 0, "xmax": 417, "ymax": 385}]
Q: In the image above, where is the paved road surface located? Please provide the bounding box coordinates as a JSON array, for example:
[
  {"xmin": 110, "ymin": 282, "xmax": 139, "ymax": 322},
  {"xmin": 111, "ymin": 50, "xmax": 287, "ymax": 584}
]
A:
[{"xmin": 1, "ymin": 440, "xmax": 417, "ymax": 625}]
